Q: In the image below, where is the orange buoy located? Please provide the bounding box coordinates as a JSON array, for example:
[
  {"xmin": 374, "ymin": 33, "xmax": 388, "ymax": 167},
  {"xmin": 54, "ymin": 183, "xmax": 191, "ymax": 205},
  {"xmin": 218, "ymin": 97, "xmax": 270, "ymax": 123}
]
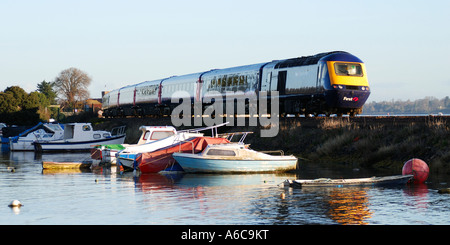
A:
[{"xmin": 402, "ymin": 158, "xmax": 429, "ymax": 184}]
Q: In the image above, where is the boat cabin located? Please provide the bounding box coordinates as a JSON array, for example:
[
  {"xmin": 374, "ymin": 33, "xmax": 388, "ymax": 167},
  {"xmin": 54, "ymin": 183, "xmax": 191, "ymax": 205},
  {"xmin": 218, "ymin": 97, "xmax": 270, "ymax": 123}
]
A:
[
  {"xmin": 63, "ymin": 123, "xmax": 112, "ymax": 141},
  {"xmin": 204, "ymin": 144, "xmax": 242, "ymax": 157},
  {"xmin": 136, "ymin": 126, "xmax": 177, "ymax": 144},
  {"xmin": 199, "ymin": 143, "xmax": 256, "ymax": 159}
]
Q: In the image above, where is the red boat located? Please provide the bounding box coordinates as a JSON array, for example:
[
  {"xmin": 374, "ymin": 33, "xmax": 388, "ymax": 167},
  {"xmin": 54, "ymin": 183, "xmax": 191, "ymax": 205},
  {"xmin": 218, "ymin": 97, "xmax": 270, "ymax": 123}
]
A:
[{"xmin": 135, "ymin": 136, "xmax": 230, "ymax": 173}]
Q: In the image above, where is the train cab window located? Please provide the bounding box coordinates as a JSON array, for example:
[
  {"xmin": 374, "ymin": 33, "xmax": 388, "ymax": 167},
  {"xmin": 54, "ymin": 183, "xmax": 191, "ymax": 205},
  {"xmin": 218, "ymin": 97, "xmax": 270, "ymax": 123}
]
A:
[
  {"xmin": 334, "ymin": 63, "xmax": 363, "ymax": 76},
  {"xmin": 277, "ymin": 71, "xmax": 287, "ymax": 95}
]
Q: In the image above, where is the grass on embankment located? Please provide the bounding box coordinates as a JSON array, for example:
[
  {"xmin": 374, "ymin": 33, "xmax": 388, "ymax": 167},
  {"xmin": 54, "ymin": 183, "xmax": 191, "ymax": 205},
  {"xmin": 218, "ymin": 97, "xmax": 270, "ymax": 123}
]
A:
[{"xmin": 250, "ymin": 117, "xmax": 450, "ymax": 174}]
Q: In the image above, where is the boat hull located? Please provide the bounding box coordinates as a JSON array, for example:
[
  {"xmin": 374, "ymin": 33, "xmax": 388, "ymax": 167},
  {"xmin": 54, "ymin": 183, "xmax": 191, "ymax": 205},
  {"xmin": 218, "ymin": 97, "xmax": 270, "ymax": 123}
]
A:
[
  {"xmin": 285, "ymin": 175, "xmax": 414, "ymax": 188},
  {"xmin": 116, "ymin": 153, "xmax": 137, "ymax": 169},
  {"xmin": 34, "ymin": 135, "xmax": 126, "ymax": 152},
  {"xmin": 173, "ymin": 154, "xmax": 298, "ymax": 173}
]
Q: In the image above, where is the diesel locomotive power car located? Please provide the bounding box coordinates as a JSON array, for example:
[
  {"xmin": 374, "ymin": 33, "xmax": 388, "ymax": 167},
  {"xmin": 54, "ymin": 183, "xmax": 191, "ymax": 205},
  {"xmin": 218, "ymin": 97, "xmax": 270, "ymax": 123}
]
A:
[{"xmin": 102, "ymin": 51, "xmax": 370, "ymax": 118}]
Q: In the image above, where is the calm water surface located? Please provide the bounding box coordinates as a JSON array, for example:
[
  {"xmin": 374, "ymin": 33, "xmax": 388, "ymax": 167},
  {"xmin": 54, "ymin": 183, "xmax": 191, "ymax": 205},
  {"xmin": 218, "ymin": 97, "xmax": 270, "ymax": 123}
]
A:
[{"xmin": 1, "ymin": 145, "xmax": 450, "ymax": 225}]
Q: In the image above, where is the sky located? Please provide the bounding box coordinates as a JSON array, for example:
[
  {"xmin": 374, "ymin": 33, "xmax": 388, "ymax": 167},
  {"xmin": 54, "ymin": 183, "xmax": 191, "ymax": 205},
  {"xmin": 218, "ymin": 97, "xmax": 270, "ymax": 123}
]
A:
[{"xmin": 1, "ymin": 0, "xmax": 449, "ymax": 102}]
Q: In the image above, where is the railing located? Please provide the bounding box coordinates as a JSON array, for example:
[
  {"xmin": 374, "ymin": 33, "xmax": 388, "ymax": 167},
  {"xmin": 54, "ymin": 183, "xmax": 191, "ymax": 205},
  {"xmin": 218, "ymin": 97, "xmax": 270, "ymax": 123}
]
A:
[
  {"xmin": 178, "ymin": 122, "xmax": 229, "ymax": 137},
  {"xmin": 217, "ymin": 132, "xmax": 253, "ymax": 144}
]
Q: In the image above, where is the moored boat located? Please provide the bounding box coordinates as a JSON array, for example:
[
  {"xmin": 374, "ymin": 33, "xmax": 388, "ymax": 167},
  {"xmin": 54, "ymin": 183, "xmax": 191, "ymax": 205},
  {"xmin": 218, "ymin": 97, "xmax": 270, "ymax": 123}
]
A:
[
  {"xmin": 172, "ymin": 133, "xmax": 298, "ymax": 173},
  {"xmin": 116, "ymin": 131, "xmax": 203, "ymax": 170},
  {"xmin": 34, "ymin": 123, "xmax": 126, "ymax": 152},
  {"xmin": 284, "ymin": 175, "xmax": 414, "ymax": 188},
  {"xmin": 42, "ymin": 160, "xmax": 92, "ymax": 170},
  {"xmin": 90, "ymin": 126, "xmax": 177, "ymax": 166},
  {"xmin": 9, "ymin": 123, "xmax": 64, "ymax": 151},
  {"xmin": 116, "ymin": 123, "xmax": 228, "ymax": 171},
  {"xmin": 136, "ymin": 136, "xmax": 230, "ymax": 173}
]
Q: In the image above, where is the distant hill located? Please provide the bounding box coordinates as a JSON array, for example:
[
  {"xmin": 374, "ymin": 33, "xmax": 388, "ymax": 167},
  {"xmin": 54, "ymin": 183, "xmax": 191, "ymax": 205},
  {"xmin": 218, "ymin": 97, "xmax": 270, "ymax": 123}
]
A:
[{"xmin": 363, "ymin": 96, "xmax": 450, "ymax": 115}]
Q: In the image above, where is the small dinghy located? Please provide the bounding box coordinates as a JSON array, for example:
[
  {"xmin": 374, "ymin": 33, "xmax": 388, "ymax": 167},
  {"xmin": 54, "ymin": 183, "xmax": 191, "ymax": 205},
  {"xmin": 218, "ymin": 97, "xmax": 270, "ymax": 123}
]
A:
[{"xmin": 284, "ymin": 175, "xmax": 413, "ymax": 188}]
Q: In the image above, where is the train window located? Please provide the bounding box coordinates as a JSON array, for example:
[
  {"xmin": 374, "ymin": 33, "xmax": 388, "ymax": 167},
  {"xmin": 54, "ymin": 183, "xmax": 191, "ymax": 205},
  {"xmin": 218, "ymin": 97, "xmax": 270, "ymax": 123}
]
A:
[
  {"xmin": 233, "ymin": 76, "xmax": 238, "ymax": 86},
  {"xmin": 239, "ymin": 75, "xmax": 245, "ymax": 85},
  {"xmin": 334, "ymin": 63, "xmax": 363, "ymax": 76},
  {"xmin": 227, "ymin": 76, "xmax": 232, "ymax": 87}
]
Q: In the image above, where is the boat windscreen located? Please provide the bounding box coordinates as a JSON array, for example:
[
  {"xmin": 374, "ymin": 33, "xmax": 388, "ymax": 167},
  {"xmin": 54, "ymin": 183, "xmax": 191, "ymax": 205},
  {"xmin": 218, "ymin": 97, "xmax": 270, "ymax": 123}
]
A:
[
  {"xmin": 206, "ymin": 149, "xmax": 236, "ymax": 156},
  {"xmin": 44, "ymin": 124, "xmax": 64, "ymax": 132}
]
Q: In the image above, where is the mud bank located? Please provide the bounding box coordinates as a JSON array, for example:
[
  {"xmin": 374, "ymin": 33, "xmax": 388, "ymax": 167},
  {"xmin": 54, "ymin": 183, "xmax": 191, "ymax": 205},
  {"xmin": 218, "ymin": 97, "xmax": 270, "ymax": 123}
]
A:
[{"xmin": 92, "ymin": 116, "xmax": 450, "ymax": 174}]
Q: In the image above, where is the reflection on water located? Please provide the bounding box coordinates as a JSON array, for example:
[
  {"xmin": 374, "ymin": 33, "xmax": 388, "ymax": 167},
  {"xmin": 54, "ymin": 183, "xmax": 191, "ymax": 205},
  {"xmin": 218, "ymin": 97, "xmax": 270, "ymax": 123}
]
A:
[
  {"xmin": 131, "ymin": 173, "xmax": 296, "ymax": 225},
  {"xmin": 9, "ymin": 151, "xmax": 92, "ymax": 164},
  {"xmin": 326, "ymin": 188, "xmax": 372, "ymax": 225},
  {"xmin": 403, "ymin": 184, "xmax": 429, "ymax": 210},
  {"xmin": 1, "ymin": 148, "xmax": 450, "ymax": 225}
]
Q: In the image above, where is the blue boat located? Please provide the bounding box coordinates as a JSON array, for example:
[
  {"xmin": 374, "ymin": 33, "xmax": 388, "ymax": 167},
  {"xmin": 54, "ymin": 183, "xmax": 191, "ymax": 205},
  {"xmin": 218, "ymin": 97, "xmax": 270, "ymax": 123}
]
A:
[{"xmin": 172, "ymin": 143, "xmax": 298, "ymax": 173}]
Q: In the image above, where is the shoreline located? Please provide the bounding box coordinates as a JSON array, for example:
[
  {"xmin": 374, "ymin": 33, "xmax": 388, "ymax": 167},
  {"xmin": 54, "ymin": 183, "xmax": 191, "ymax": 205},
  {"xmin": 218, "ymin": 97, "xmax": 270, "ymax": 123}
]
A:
[{"xmin": 89, "ymin": 115, "xmax": 450, "ymax": 174}]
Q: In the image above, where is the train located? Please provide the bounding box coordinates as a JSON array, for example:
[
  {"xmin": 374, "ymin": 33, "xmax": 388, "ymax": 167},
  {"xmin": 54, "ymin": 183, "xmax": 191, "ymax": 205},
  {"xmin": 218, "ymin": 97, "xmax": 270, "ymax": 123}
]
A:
[{"xmin": 102, "ymin": 51, "xmax": 370, "ymax": 118}]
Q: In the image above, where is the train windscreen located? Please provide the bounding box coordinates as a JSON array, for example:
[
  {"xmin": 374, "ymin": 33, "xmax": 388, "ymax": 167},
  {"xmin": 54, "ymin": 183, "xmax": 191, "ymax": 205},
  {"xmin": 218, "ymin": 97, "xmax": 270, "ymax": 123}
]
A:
[{"xmin": 334, "ymin": 63, "xmax": 363, "ymax": 76}]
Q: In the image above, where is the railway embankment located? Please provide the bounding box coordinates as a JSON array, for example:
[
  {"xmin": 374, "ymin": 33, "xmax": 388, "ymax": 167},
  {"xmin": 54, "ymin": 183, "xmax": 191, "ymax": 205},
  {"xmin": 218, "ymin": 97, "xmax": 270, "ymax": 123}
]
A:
[{"xmin": 91, "ymin": 115, "xmax": 450, "ymax": 174}]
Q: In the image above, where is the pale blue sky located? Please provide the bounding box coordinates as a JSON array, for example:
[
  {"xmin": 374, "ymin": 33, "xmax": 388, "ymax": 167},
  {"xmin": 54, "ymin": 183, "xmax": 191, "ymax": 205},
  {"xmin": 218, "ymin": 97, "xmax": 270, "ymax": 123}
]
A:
[{"xmin": 1, "ymin": 0, "xmax": 449, "ymax": 102}]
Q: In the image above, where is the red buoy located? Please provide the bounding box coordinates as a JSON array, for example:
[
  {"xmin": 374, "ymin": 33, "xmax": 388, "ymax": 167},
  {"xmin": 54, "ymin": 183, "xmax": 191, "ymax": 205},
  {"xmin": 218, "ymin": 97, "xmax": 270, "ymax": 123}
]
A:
[{"xmin": 402, "ymin": 158, "xmax": 429, "ymax": 183}]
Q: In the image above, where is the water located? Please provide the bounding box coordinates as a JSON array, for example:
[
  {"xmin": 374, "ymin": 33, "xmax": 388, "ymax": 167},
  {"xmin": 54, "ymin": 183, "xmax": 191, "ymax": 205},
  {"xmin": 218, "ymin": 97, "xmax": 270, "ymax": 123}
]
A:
[{"xmin": 1, "ymin": 145, "xmax": 450, "ymax": 225}]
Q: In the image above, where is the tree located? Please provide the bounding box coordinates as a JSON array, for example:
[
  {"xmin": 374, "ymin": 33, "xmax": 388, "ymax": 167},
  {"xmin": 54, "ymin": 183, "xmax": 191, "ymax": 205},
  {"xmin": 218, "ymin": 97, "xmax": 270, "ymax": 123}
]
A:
[
  {"xmin": 37, "ymin": 80, "xmax": 57, "ymax": 104},
  {"xmin": 4, "ymin": 86, "xmax": 28, "ymax": 109},
  {"xmin": 54, "ymin": 67, "xmax": 91, "ymax": 111},
  {"xmin": 0, "ymin": 92, "xmax": 19, "ymax": 114},
  {"xmin": 0, "ymin": 86, "xmax": 44, "ymax": 125}
]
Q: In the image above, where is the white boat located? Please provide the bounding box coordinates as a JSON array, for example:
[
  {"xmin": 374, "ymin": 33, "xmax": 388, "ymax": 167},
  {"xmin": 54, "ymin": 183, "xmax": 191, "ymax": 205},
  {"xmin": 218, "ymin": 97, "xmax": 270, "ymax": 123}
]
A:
[
  {"xmin": 9, "ymin": 123, "xmax": 64, "ymax": 151},
  {"xmin": 284, "ymin": 175, "xmax": 414, "ymax": 188},
  {"xmin": 34, "ymin": 123, "xmax": 126, "ymax": 152},
  {"xmin": 172, "ymin": 132, "xmax": 298, "ymax": 173},
  {"xmin": 91, "ymin": 125, "xmax": 177, "ymax": 166},
  {"xmin": 116, "ymin": 122, "xmax": 229, "ymax": 171}
]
